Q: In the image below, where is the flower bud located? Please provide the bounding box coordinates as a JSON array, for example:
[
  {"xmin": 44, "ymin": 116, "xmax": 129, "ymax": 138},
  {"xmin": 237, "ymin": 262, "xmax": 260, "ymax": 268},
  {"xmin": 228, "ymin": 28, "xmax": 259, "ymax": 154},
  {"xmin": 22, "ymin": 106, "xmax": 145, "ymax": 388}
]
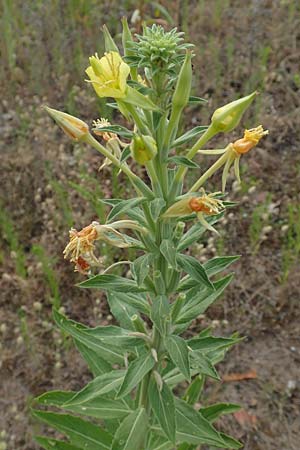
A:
[
  {"xmin": 172, "ymin": 51, "xmax": 192, "ymax": 111},
  {"xmin": 211, "ymin": 91, "xmax": 257, "ymax": 133},
  {"xmin": 130, "ymin": 134, "xmax": 157, "ymax": 164},
  {"xmin": 45, "ymin": 106, "xmax": 89, "ymax": 141}
]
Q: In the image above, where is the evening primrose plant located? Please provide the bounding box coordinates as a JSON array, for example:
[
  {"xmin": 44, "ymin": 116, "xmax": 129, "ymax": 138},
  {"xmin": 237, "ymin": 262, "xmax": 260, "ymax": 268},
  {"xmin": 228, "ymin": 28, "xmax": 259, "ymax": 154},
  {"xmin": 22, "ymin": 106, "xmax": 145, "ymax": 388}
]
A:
[{"xmin": 34, "ymin": 21, "xmax": 268, "ymax": 450}]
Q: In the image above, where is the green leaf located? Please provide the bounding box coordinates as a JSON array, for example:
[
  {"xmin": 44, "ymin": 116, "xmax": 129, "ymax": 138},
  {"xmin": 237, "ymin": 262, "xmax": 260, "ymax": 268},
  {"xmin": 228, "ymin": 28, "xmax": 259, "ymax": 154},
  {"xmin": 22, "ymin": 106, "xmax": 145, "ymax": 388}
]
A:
[
  {"xmin": 133, "ymin": 254, "xmax": 152, "ymax": 286},
  {"xmin": 189, "ymin": 352, "xmax": 220, "ymax": 380},
  {"xmin": 165, "ymin": 335, "xmax": 190, "ymax": 381},
  {"xmin": 177, "ymin": 254, "xmax": 214, "ymax": 290},
  {"xmin": 120, "ymin": 145, "xmax": 131, "ymax": 162},
  {"xmin": 63, "ymin": 397, "xmax": 132, "ymax": 419},
  {"xmin": 176, "ymin": 274, "xmax": 234, "ymax": 325},
  {"xmin": 183, "ymin": 374, "xmax": 205, "ymax": 405},
  {"xmin": 203, "ymin": 255, "xmax": 240, "ymax": 277},
  {"xmin": 32, "ymin": 411, "xmax": 112, "ymax": 450},
  {"xmin": 148, "ymin": 377, "xmax": 176, "ymax": 443},
  {"xmin": 117, "ymin": 352, "xmax": 155, "ymax": 398},
  {"xmin": 177, "ymin": 213, "xmax": 223, "ymax": 251},
  {"xmin": 53, "ymin": 310, "xmax": 124, "ymax": 364},
  {"xmin": 36, "ymin": 391, "xmax": 74, "ymax": 407},
  {"xmin": 74, "ymin": 340, "xmax": 112, "ymax": 376},
  {"xmin": 219, "ymin": 433, "xmax": 243, "ymax": 449},
  {"xmin": 173, "ymin": 126, "xmax": 208, "ymax": 147},
  {"xmin": 107, "ymin": 197, "xmax": 146, "ymax": 222},
  {"xmin": 35, "ymin": 436, "xmax": 83, "ymax": 450},
  {"xmin": 188, "ymin": 96, "xmax": 208, "ymax": 105},
  {"xmin": 124, "ymin": 85, "xmax": 159, "ymax": 111},
  {"xmin": 151, "ymin": 295, "xmax": 170, "ymax": 336},
  {"xmin": 168, "ymin": 156, "xmax": 199, "ymax": 169},
  {"xmin": 146, "ymin": 433, "xmax": 173, "ymax": 450},
  {"xmin": 150, "ymin": 198, "xmax": 166, "ymax": 220},
  {"xmin": 111, "ymin": 408, "xmax": 149, "ymax": 450},
  {"xmin": 81, "ymin": 325, "xmax": 146, "ymax": 349},
  {"xmin": 107, "ymin": 291, "xmax": 149, "ymax": 330},
  {"xmin": 64, "ymin": 370, "xmax": 126, "ymax": 406},
  {"xmin": 78, "ymin": 274, "xmax": 145, "ymax": 293},
  {"xmin": 174, "ymin": 399, "xmax": 231, "ymax": 448},
  {"xmin": 160, "ymin": 239, "xmax": 178, "ymax": 269},
  {"xmin": 188, "ymin": 336, "xmax": 240, "ymax": 353},
  {"xmin": 200, "ymin": 403, "xmax": 241, "ymax": 422},
  {"xmin": 92, "ymin": 124, "xmax": 134, "ymax": 139}
]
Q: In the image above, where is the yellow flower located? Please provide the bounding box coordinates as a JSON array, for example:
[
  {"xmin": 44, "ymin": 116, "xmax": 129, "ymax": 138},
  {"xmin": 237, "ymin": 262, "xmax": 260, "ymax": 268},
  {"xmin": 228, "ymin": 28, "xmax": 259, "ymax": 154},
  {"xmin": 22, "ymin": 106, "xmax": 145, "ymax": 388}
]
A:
[
  {"xmin": 163, "ymin": 189, "xmax": 224, "ymax": 233},
  {"xmin": 86, "ymin": 51, "xmax": 130, "ymax": 99},
  {"xmin": 45, "ymin": 106, "xmax": 89, "ymax": 141}
]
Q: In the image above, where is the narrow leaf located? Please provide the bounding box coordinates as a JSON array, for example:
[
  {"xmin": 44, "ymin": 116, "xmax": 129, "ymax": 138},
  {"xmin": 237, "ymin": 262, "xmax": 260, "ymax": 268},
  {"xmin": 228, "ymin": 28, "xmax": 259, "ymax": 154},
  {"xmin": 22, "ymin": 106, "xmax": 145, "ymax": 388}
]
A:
[
  {"xmin": 107, "ymin": 197, "xmax": 146, "ymax": 222},
  {"xmin": 200, "ymin": 403, "xmax": 241, "ymax": 422},
  {"xmin": 78, "ymin": 274, "xmax": 145, "ymax": 293},
  {"xmin": 74, "ymin": 340, "xmax": 112, "ymax": 376},
  {"xmin": 165, "ymin": 335, "xmax": 190, "ymax": 381},
  {"xmin": 133, "ymin": 254, "xmax": 152, "ymax": 286},
  {"xmin": 173, "ymin": 126, "xmax": 208, "ymax": 147},
  {"xmin": 117, "ymin": 352, "xmax": 155, "ymax": 398},
  {"xmin": 203, "ymin": 255, "xmax": 240, "ymax": 277},
  {"xmin": 151, "ymin": 295, "xmax": 170, "ymax": 336},
  {"xmin": 160, "ymin": 239, "xmax": 178, "ymax": 269},
  {"xmin": 168, "ymin": 156, "xmax": 199, "ymax": 169},
  {"xmin": 148, "ymin": 377, "xmax": 176, "ymax": 443},
  {"xmin": 32, "ymin": 411, "xmax": 112, "ymax": 450},
  {"xmin": 112, "ymin": 408, "xmax": 148, "ymax": 450},
  {"xmin": 189, "ymin": 352, "xmax": 220, "ymax": 380},
  {"xmin": 35, "ymin": 436, "xmax": 83, "ymax": 450},
  {"xmin": 177, "ymin": 254, "xmax": 214, "ymax": 290}
]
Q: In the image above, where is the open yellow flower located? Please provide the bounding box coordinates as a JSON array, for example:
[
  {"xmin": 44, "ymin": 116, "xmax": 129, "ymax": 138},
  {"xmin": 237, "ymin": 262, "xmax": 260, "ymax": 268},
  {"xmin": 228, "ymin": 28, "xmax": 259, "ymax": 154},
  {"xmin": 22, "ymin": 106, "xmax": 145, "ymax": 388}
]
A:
[
  {"xmin": 86, "ymin": 51, "xmax": 130, "ymax": 99},
  {"xmin": 163, "ymin": 189, "xmax": 224, "ymax": 233}
]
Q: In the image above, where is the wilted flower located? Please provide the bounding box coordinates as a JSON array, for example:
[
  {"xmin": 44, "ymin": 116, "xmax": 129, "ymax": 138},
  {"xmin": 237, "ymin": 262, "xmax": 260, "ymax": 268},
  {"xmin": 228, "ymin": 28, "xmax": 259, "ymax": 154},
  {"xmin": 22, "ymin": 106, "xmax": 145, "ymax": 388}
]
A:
[
  {"xmin": 45, "ymin": 106, "xmax": 89, "ymax": 141},
  {"xmin": 197, "ymin": 125, "xmax": 269, "ymax": 192},
  {"xmin": 163, "ymin": 189, "xmax": 224, "ymax": 233},
  {"xmin": 86, "ymin": 51, "xmax": 130, "ymax": 99},
  {"xmin": 93, "ymin": 118, "xmax": 117, "ymax": 141},
  {"xmin": 63, "ymin": 220, "xmax": 146, "ymax": 273}
]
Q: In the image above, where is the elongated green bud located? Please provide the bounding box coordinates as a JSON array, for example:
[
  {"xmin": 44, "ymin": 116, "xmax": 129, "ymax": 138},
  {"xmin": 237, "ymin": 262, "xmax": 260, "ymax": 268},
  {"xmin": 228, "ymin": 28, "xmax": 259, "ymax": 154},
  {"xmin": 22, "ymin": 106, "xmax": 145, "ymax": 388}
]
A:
[
  {"xmin": 44, "ymin": 106, "xmax": 89, "ymax": 142},
  {"xmin": 103, "ymin": 24, "xmax": 119, "ymax": 53},
  {"xmin": 121, "ymin": 17, "xmax": 138, "ymax": 81},
  {"xmin": 211, "ymin": 91, "xmax": 257, "ymax": 133},
  {"xmin": 172, "ymin": 51, "xmax": 192, "ymax": 110},
  {"xmin": 172, "ymin": 221, "xmax": 185, "ymax": 246},
  {"xmin": 130, "ymin": 134, "xmax": 157, "ymax": 164},
  {"xmin": 131, "ymin": 314, "xmax": 148, "ymax": 334}
]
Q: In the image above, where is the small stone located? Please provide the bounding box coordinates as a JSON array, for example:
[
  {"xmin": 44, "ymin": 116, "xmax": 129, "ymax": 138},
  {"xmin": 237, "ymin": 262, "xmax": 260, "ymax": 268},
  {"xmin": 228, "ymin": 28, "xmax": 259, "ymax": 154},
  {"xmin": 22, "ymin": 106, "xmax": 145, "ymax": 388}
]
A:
[
  {"xmin": 33, "ymin": 301, "xmax": 42, "ymax": 311},
  {"xmin": 281, "ymin": 224, "xmax": 289, "ymax": 234},
  {"xmin": 262, "ymin": 225, "xmax": 272, "ymax": 234},
  {"xmin": 248, "ymin": 186, "xmax": 256, "ymax": 194},
  {"xmin": 16, "ymin": 336, "xmax": 24, "ymax": 345},
  {"xmin": 0, "ymin": 324, "xmax": 7, "ymax": 334},
  {"xmin": 58, "ymin": 306, "xmax": 66, "ymax": 315}
]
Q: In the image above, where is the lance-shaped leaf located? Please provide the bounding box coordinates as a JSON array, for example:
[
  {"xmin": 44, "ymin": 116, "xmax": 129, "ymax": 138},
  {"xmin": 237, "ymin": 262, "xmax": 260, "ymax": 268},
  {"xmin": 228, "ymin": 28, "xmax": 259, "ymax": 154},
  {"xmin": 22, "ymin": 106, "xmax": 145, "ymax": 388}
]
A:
[
  {"xmin": 203, "ymin": 255, "xmax": 240, "ymax": 277},
  {"xmin": 107, "ymin": 291, "xmax": 149, "ymax": 330},
  {"xmin": 63, "ymin": 370, "xmax": 126, "ymax": 406},
  {"xmin": 146, "ymin": 433, "xmax": 174, "ymax": 450},
  {"xmin": 92, "ymin": 124, "xmax": 134, "ymax": 139},
  {"xmin": 32, "ymin": 411, "xmax": 112, "ymax": 450},
  {"xmin": 35, "ymin": 436, "xmax": 83, "ymax": 450},
  {"xmin": 35, "ymin": 390, "xmax": 132, "ymax": 420},
  {"xmin": 173, "ymin": 126, "xmax": 208, "ymax": 147},
  {"xmin": 200, "ymin": 403, "xmax": 241, "ymax": 422},
  {"xmin": 183, "ymin": 374, "xmax": 205, "ymax": 405},
  {"xmin": 188, "ymin": 335, "xmax": 241, "ymax": 353},
  {"xmin": 151, "ymin": 295, "xmax": 171, "ymax": 336},
  {"xmin": 117, "ymin": 352, "xmax": 155, "ymax": 398},
  {"xmin": 148, "ymin": 377, "xmax": 176, "ymax": 443},
  {"xmin": 165, "ymin": 335, "xmax": 190, "ymax": 381},
  {"xmin": 160, "ymin": 239, "xmax": 178, "ymax": 269},
  {"xmin": 74, "ymin": 340, "xmax": 112, "ymax": 376},
  {"xmin": 175, "ymin": 274, "xmax": 233, "ymax": 326},
  {"xmin": 111, "ymin": 407, "xmax": 149, "ymax": 450},
  {"xmin": 133, "ymin": 254, "xmax": 152, "ymax": 286},
  {"xmin": 107, "ymin": 197, "xmax": 147, "ymax": 222},
  {"xmin": 174, "ymin": 399, "xmax": 232, "ymax": 448},
  {"xmin": 168, "ymin": 156, "xmax": 199, "ymax": 169},
  {"xmin": 78, "ymin": 274, "xmax": 145, "ymax": 293},
  {"xmin": 189, "ymin": 351, "xmax": 220, "ymax": 380},
  {"xmin": 177, "ymin": 254, "xmax": 214, "ymax": 290},
  {"xmin": 53, "ymin": 310, "xmax": 124, "ymax": 364},
  {"xmin": 79, "ymin": 325, "xmax": 146, "ymax": 349}
]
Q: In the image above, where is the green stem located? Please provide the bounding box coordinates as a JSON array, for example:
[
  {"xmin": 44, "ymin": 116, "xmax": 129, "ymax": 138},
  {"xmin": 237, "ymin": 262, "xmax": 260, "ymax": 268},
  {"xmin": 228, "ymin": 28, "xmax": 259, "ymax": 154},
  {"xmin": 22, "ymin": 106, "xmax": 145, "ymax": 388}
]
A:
[
  {"xmin": 145, "ymin": 160, "xmax": 163, "ymax": 197},
  {"xmin": 188, "ymin": 151, "xmax": 228, "ymax": 192},
  {"xmin": 168, "ymin": 125, "xmax": 218, "ymax": 201}
]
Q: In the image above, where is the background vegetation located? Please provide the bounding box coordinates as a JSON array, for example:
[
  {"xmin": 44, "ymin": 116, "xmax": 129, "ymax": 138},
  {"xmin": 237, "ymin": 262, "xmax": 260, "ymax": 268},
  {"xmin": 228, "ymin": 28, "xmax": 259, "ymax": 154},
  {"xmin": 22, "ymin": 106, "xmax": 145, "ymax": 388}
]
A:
[{"xmin": 0, "ymin": 1, "xmax": 299, "ymax": 449}]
